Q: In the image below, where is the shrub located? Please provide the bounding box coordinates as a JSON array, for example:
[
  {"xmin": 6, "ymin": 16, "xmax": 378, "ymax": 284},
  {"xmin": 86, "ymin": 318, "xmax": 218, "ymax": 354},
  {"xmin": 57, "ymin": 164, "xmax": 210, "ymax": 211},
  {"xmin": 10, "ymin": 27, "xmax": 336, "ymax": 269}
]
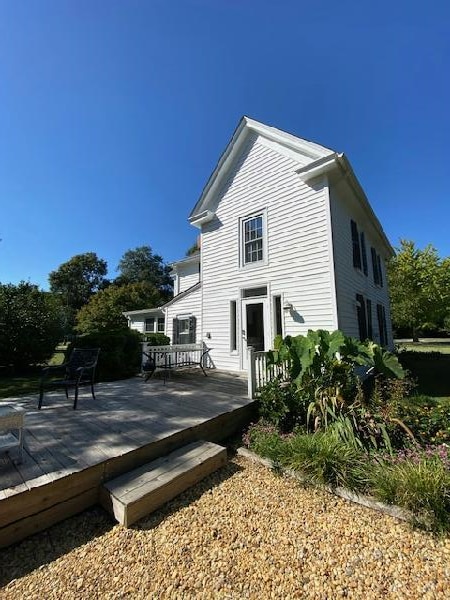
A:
[
  {"xmin": 69, "ymin": 329, "xmax": 142, "ymax": 381},
  {"xmin": 370, "ymin": 457, "xmax": 450, "ymax": 532},
  {"xmin": 0, "ymin": 282, "xmax": 64, "ymax": 371},
  {"xmin": 143, "ymin": 332, "xmax": 170, "ymax": 346},
  {"xmin": 257, "ymin": 378, "xmax": 306, "ymax": 431},
  {"xmin": 399, "ymin": 396, "xmax": 450, "ymax": 444}
]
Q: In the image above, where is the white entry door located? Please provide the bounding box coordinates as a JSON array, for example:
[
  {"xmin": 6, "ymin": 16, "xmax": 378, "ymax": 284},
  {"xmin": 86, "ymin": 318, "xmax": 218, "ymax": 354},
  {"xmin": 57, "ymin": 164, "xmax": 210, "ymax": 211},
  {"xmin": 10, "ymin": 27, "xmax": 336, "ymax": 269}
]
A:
[{"xmin": 241, "ymin": 298, "xmax": 269, "ymax": 370}]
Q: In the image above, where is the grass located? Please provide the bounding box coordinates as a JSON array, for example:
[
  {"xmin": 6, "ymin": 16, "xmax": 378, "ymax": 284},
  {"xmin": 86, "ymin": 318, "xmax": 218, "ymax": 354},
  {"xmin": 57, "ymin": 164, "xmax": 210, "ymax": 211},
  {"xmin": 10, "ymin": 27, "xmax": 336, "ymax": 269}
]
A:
[{"xmin": 0, "ymin": 346, "xmax": 67, "ymax": 400}]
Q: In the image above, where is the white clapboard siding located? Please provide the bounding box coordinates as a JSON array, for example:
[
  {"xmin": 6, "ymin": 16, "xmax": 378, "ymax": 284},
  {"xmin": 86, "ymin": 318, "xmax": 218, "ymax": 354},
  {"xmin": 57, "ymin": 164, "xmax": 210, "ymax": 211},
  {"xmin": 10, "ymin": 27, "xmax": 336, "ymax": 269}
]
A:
[
  {"xmin": 165, "ymin": 285, "xmax": 202, "ymax": 344},
  {"xmin": 200, "ymin": 133, "xmax": 336, "ymax": 371},
  {"xmin": 329, "ymin": 184, "xmax": 393, "ymax": 347},
  {"xmin": 177, "ymin": 262, "xmax": 200, "ymax": 294},
  {"xmin": 129, "ymin": 317, "xmax": 145, "ymax": 334}
]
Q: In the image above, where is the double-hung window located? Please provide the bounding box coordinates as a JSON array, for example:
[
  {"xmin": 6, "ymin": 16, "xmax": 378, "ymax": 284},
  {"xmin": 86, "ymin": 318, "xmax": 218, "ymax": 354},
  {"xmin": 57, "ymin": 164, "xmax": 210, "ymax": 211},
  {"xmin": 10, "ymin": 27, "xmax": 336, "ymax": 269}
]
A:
[
  {"xmin": 371, "ymin": 248, "xmax": 384, "ymax": 287},
  {"xmin": 351, "ymin": 220, "xmax": 368, "ymax": 275},
  {"xmin": 145, "ymin": 318, "xmax": 155, "ymax": 333},
  {"xmin": 242, "ymin": 214, "xmax": 264, "ymax": 265}
]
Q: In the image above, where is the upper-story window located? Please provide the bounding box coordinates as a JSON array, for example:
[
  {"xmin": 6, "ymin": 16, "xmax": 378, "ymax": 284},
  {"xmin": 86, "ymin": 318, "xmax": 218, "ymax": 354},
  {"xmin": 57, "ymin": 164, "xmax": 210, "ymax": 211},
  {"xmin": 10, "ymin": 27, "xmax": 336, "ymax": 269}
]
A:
[
  {"xmin": 350, "ymin": 220, "xmax": 368, "ymax": 275},
  {"xmin": 243, "ymin": 214, "xmax": 264, "ymax": 265},
  {"xmin": 371, "ymin": 247, "xmax": 384, "ymax": 287}
]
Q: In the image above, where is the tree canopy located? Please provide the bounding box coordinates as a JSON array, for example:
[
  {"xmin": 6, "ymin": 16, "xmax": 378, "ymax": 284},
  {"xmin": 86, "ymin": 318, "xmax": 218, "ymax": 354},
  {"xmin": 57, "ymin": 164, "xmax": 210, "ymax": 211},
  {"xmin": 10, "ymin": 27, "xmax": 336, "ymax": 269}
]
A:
[
  {"xmin": 388, "ymin": 240, "xmax": 450, "ymax": 340},
  {"xmin": 75, "ymin": 281, "xmax": 164, "ymax": 334},
  {"xmin": 49, "ymin": 252, "xmax": 108, "ymax": 310},
  {"xmin": 116, "ymin": 246, "xmax": 172, "ymax": 295},
  {"xmin": 0, "ymin": 282, "xmax": 64, "ymax": 370}
]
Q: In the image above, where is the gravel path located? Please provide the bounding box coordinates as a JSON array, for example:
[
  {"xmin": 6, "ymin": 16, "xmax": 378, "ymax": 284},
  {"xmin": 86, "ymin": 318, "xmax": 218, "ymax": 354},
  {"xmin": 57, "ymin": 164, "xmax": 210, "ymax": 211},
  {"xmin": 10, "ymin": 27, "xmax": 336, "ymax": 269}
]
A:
[{"xmin": 1, "ymin": 455, "xmax": 450, "ymax": 599}]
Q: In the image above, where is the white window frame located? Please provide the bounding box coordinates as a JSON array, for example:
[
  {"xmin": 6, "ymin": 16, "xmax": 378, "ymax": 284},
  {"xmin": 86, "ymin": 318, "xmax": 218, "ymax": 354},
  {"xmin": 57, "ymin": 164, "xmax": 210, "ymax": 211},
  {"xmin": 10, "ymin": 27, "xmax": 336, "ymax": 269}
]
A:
[
  {"xmin": 157, "ymin": 317, "xmax": 165, "ymax": 333},
  {"xmin": 239, "ymin": 210, "xmax": 268, "ymax": 268},
  {"xmin": 144, "ymin": 317, "xmax": 155, "ymax": 333}
]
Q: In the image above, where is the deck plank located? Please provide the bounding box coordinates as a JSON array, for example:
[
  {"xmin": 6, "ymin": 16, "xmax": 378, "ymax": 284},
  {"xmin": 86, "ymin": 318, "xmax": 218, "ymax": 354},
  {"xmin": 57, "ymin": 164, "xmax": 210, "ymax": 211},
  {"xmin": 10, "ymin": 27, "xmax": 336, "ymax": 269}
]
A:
[{"xmin": 0, "ymin": 372, "xmax": 253, "ymax": 546}]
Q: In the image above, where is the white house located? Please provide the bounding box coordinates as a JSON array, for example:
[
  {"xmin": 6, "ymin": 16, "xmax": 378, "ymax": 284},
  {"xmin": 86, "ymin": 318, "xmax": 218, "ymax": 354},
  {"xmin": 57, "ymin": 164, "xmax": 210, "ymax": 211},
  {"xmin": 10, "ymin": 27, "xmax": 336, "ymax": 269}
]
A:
[{"xmin": 125, "ymin": 116, "xmax": 393, "ymax": 372}]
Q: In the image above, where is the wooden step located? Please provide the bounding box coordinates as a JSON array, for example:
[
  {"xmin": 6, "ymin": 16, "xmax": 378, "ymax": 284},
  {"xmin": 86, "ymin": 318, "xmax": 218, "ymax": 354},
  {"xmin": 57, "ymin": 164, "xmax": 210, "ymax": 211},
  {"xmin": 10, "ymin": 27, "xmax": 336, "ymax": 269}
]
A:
[{"xmin": 100, "ymin": 440, "xmax": 227, "ymax": 527}]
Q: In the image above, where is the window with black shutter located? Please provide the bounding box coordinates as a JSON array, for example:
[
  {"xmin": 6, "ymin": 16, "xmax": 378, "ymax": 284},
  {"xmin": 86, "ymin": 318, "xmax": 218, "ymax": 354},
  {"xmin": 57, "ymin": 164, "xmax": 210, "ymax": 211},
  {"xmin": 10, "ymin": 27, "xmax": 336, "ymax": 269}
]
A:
[
  {"xmin": 377, "ymin": 254, "xmax": 383, "ymax": 287},
  {"xmin": 371, "ymin": 247, "xmax": 378, "ymax": 284},
  {"xmin": 377, "ymin": 304, "xmax": 388, "ymax": 346},
  {"xmin": 351, "ymin": 220, "xmax": 362, "ymax": 270},
  {"xmin": 360, "ymin": 232, "xmax": 368, "ymax": 275},
  {"xmin": 356, "ymin": 294, "xmax": 367, "ymax": 341},
  {"xmin": 366, "ymin": 299, "xmax": 373, "ymax": 339}
]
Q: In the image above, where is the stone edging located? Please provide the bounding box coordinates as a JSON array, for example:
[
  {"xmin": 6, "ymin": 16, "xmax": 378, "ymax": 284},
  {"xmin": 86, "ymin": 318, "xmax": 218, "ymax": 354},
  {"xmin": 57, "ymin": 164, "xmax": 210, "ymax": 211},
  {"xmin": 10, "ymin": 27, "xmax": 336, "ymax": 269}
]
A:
[{"xmin": 236, "ymin": 447, "xmax": 412, "ymax": 523}]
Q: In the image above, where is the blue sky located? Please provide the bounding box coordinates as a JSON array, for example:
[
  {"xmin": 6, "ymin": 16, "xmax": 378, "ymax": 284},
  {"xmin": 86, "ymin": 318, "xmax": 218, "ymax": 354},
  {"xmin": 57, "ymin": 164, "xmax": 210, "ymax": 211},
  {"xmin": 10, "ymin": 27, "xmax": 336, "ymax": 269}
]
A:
[{"xmin": 1, "ymin": 1, "xmax": 449, "ymax": 289}]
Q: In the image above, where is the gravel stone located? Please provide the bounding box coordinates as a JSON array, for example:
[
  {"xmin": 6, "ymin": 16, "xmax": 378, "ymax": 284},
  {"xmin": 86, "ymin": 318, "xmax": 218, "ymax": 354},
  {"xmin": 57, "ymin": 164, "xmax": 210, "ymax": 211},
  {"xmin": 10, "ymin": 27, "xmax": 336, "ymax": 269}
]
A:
[{"xmin": 1, "ymin": 455, "xmax": 450, "ymax": 599}]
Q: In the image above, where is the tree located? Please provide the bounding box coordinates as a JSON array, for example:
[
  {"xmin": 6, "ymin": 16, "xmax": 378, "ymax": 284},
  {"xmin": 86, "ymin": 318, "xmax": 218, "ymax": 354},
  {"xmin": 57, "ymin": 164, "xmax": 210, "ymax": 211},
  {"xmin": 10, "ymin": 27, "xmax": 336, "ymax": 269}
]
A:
[
  {"xmin": 75, "ymin": 281, "xmax": 164, "ymax": 334},
  {"xmin": 49, "ymin": 252, "xmax": 108, "ymax": 331},
  {"xmin": 388, "ymin": 240, "xmax": 450, "ymax": 341},
  {"xmin": 186, "ymin": 241, "xmax": 200, "ymax": 256},
  {"xmin": 116, "ymin": 246, "xmax": 172, "ymax": 296},
  {"xmin": 0, "ymin": 282, "xmax": 64, "ymax": 370}
]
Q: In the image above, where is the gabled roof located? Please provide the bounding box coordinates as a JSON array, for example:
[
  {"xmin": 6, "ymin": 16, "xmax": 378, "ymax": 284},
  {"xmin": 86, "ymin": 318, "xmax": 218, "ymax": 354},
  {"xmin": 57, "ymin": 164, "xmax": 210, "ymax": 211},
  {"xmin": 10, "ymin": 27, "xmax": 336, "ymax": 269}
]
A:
[{"xmin": 189, "ymin": 116, "xmax": 335, "ymax": 227}]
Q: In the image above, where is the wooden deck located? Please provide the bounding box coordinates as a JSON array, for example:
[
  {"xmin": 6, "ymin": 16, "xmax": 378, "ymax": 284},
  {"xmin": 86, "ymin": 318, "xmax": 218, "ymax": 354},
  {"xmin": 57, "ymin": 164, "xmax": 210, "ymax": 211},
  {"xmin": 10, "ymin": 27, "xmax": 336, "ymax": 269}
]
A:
[{"xmin": 0, "ymin": 371, "xmax": 255, "ymax": 548}]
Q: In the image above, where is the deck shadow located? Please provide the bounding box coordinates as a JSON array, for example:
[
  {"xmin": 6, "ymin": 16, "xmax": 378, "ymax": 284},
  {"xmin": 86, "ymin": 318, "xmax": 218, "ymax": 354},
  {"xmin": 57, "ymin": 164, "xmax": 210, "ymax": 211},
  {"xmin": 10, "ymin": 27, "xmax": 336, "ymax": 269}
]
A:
[{"xmin": 0, "ymin": 506, "xmax": 112, "ymax": 587}]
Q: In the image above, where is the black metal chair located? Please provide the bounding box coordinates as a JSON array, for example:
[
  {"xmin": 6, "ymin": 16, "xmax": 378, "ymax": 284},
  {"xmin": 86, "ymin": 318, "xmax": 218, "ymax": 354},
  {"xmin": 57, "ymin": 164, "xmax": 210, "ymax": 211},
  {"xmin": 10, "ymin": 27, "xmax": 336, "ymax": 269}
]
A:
[{"xmin": 38, "ymin": 348, "xmax": 100, "ymax": 410}]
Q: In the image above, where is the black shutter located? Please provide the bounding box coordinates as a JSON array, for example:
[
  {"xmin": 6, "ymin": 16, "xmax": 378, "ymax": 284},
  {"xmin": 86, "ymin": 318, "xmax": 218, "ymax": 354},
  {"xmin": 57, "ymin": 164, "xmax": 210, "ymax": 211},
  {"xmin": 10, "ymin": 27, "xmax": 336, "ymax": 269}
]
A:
[
  {"xmin": 351, "ymin": 220, "xmax": 362, "ymax": 269},
  {"xmin": 377, "ymin": 304, "xmax": 387, "ymax": 346},
  {"xmin": 371, "ymin": 247, "xmax": 379, "ymax": 285},
  {"xmin": 360, "ymin": 232, "xmax": 368, "ymax": 275},
  {"xmin": 172, "ymin": 318, "xmax": 179, "ymax": 344},
  {"xmin": 366, "ymin": 299, "xmax": 372, "ymax": 339},
  {"xmin": 377, "ymin": 254, "xmax": 383, "ymax": 287},
  {"xmin": 188, "ymin": 316, "xmax": 196, "ymax": 343},
  {"xmin": 356, "ymin": 294, "xmax": 367, "ymax": 341}
]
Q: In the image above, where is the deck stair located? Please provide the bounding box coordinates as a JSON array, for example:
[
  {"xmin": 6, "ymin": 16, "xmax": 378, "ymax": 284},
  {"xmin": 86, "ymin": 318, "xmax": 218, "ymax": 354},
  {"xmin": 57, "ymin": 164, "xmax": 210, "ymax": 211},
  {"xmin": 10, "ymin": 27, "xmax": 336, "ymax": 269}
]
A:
[{"xmin": 100, "ymin": 440, "xmax": 227, "ymax": 527}]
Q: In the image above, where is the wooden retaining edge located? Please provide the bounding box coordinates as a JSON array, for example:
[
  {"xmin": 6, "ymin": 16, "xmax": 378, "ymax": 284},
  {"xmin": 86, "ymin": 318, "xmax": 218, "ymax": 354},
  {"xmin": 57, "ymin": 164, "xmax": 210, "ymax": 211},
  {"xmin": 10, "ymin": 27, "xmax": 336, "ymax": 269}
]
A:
[{"xmin": 237, "ymin": 447, "xmax": 413, "ymax": 523}]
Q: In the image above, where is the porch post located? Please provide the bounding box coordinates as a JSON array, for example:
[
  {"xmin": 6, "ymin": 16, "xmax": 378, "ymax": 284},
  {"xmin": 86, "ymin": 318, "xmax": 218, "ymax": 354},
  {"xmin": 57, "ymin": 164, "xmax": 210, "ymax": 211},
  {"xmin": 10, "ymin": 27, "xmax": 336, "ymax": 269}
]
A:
[{"xmin": 247, "ymin": 346, "xmax": 256, "ymax": 399}]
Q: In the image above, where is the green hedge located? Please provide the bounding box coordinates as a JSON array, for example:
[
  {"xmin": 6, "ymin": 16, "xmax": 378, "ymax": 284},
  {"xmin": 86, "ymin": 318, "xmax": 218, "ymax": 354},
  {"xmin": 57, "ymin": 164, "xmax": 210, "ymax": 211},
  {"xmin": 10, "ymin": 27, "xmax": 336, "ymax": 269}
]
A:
[
  {"xmin": 398, "ymin": 351, "xmax": 450, "ymax": 396},
  {"xmin": 69, "ymin": 329, "xmax": 142, "ymax": 381},
  {"xmin": 143, "ymin": 332, "xmax": 170, "ymax": 346}
]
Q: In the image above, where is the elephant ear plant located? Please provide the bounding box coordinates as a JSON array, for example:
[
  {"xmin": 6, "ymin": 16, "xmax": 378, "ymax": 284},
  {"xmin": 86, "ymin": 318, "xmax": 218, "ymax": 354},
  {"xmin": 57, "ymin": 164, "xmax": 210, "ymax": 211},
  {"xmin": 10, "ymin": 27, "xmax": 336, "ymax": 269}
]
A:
[{"xmin": 266, "ymin": 330, "xmax": 407, "ymax": 449}]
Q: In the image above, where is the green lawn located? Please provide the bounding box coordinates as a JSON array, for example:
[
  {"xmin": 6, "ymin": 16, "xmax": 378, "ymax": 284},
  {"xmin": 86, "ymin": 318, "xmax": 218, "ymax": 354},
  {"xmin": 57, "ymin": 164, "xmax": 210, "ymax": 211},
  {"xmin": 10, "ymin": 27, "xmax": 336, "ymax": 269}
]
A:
[
  {"xmin": 397, "ymin": 340, "xmax": 450, "ymax": 354},
  {"xmin": 0, "ymin": 346, "xmax": 67, "ymax": 400}
]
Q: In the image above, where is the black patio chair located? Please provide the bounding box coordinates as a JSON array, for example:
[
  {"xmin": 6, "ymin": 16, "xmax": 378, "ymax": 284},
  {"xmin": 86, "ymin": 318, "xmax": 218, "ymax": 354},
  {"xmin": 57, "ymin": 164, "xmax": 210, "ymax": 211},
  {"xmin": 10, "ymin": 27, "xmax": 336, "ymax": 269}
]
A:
[{"xmin": 38, "ymin": 348, "xmax": 100, "ymax": 410}]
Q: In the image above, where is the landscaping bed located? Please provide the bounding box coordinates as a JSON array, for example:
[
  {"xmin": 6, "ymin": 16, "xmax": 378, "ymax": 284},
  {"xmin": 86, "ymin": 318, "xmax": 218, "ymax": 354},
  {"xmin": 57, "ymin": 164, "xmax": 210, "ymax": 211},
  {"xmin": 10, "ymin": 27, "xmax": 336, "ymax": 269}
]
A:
[{"xmin": 250, "ymin": 330, "xmax": 450, "ymax": 533}]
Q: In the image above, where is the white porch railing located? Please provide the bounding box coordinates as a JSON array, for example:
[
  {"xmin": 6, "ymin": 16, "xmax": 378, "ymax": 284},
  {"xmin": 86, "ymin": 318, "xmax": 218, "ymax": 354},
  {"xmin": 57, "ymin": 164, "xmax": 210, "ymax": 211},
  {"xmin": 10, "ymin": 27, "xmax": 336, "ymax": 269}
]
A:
[
  {"xmin": 247, "ymin": 346, "xmax": 290, "ymax": 399},
  {"xmin": 142, "ymin": 342, "xmax": 212, "ymax": 369}
]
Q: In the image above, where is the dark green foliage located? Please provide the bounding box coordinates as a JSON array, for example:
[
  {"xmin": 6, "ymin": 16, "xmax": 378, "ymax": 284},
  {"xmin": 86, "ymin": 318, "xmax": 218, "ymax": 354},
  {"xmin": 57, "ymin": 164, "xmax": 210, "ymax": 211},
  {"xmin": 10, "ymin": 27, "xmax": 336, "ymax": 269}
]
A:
[
  {"xmin": 115, "ymin": 246, "xmax": 172, "ymax": 296},
  {"xmin": 398, "ymin": 350, "xmax": 450, "ymax": 397},
  {"xmin": 76, "ymin": 282, "xmax": 165, "ymax": 334},
  {"xmin": 49, "ymin": 252, "xmax": 108, "ymax": 321},
  {"xmin": 143, "ymin": 332, "xmax": 170, "ymax": 346},
  {"xmin": 258, "ymin": 378, "xmax": 306, "ymax": 431},
  {"xmin": 0, "ymin": 282, "xmax": 64, "ymax": 370},
  {"xmin": 69, "ymin": 329, "xmax": 142, "ymax": 381}
]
